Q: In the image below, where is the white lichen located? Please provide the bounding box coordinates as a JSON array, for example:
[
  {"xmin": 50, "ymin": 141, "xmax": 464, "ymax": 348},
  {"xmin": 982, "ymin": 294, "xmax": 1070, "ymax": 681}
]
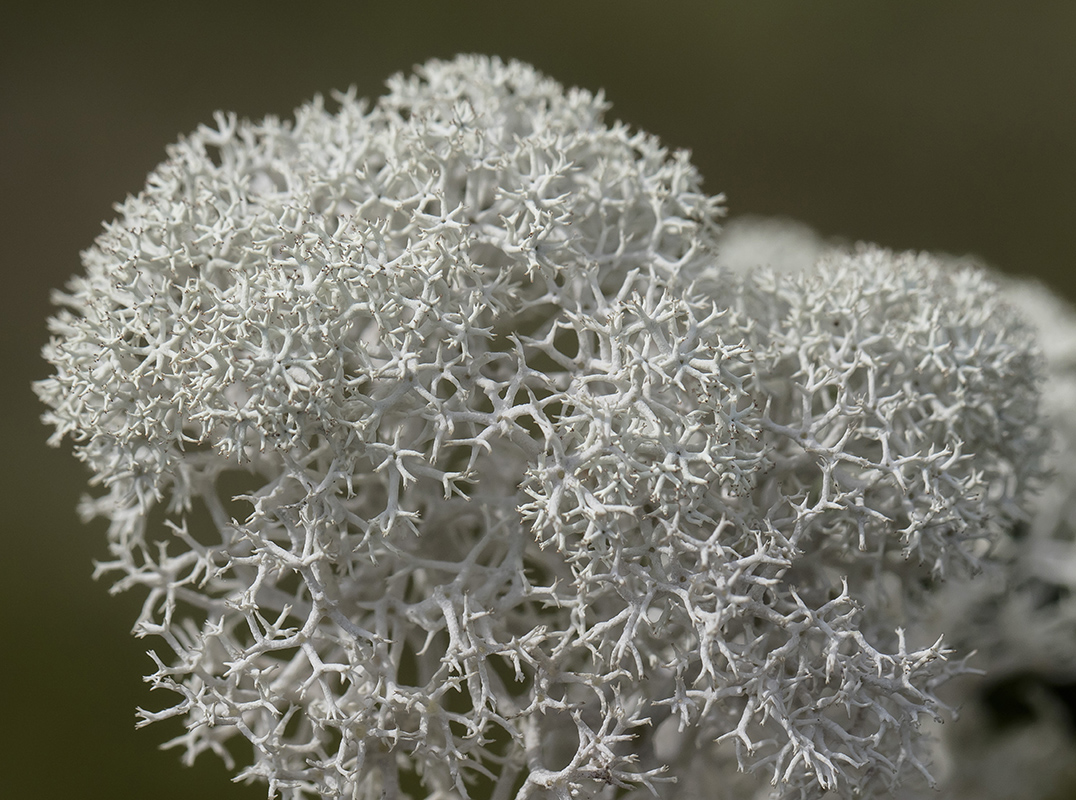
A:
[{"xmin": 37, "ymin": 56, "xmax": 1057, "ymax": 800}]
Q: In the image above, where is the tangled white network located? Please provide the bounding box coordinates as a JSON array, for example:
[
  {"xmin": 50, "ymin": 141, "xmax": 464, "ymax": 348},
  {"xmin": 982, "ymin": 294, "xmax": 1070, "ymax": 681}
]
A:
[{"xmin": 37, "ymin": 55, "xmax": 1076, "ymax": 800}]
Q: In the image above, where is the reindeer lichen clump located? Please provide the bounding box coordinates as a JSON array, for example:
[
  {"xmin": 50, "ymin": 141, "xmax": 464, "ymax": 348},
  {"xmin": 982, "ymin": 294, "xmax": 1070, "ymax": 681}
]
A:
[{"xmin": 37, "ymin": 56, "xmax": 1053, "ymax": 800}]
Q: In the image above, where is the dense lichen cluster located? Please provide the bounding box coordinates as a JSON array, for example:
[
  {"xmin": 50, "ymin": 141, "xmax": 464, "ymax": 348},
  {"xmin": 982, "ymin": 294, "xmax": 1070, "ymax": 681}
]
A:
[{"xmin": 37, "ymin": 56, "xmax": 1059, "ymax": 800}]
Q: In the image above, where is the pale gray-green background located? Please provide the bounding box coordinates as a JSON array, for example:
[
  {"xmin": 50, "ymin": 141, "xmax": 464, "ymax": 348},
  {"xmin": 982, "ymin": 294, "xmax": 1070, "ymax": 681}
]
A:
[{"xmin": 3, "ymin": 2, "xmax": 1074, "ymax": 798}]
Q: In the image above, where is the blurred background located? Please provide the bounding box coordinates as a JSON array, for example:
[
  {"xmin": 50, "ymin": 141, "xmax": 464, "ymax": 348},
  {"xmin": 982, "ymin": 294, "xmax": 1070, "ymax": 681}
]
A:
[{"xmin": 3, "ymin": 2, "xmax": 1074, "ymax": 798}]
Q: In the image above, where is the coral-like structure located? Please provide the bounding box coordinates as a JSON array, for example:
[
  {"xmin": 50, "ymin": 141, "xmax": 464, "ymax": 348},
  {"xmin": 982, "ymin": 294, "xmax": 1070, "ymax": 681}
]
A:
[
  {"xmin": 37, "ymin": 56, "xmax": 1053, "ymax": 799},
  {"xmin": 718, "ymin": 219, "xmax": 1076, "ymax": 800}
]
